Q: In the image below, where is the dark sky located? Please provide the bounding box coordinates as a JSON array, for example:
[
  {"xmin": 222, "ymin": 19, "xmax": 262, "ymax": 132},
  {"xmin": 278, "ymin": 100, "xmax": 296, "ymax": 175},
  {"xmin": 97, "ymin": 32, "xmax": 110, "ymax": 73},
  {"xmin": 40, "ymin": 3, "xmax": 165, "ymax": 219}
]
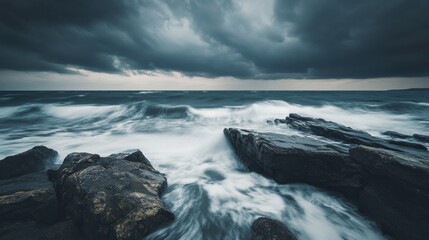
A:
[{"xmin": 1, "ymin": 0, "xmax": 428, "ymax": 89}]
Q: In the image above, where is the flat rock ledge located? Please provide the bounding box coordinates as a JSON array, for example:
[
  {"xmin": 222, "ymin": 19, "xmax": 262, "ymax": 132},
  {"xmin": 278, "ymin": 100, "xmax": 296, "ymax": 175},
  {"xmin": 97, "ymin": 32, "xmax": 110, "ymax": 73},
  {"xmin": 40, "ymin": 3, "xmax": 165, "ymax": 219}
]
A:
[
  {"xmin": 1, "ymin": 147, "xmax": 174, "ymax": 240},
  {"xmin": 223, "ymin": 128, "xmax": 364, "ymax": 199},
  {"xmin": 224, "ymin": 114, "xmax": 429, "ymax": 240}
]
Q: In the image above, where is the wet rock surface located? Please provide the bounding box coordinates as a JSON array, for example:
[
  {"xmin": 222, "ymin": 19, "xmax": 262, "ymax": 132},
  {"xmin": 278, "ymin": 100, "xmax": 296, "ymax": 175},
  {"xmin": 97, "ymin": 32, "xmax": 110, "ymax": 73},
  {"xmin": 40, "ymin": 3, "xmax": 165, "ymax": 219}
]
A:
[
  {"xmin": 350, "ymin": 146, "xmax": 429, "ymax": 240},
  {"xmin": 382, "ymin": 131, "xmax": 412, "ymax": 139},
  {"xmin": 1, "ymin": 147, "xmax": 173, "ymax": 240},
  {"xmin": 0, "ymin": 146, "xmax": 84, "ymax": 240},
  {"xmin": 0, "ymin": 146, "xmax": 58, "ymax": 180},
  {"xmin": 0, "ymin": 219, "xmax": 83, "ymax": 240},
  {"xmin": 350, "ymin": 146, "xmax": 429, "ymax": 193},
  {"xmin": 282, "ymin": 113, "xmax": 428, "ymax": 152},
  {"xmin": 252, "ymin": 217, "xmax": 297, "ymax": 240},
  {"xmin": 382, "ymin": 131, "xmax": 429, "ymax": 144},
  {"xmin": 224, "ymin": 113, "xmax": 429, "ymax": 240},
  {"xmin": 223, "ymin": 128, "xmax": 363, "ymax": 198},
  {"xmin": 0, "ymin": 172, "xmax": 59, "ymax": 225},
  {"xmin": 414, "ymin": 133, "xmax": 429, "ymax": 143},
  {"xmin": 50, "ymin": 149, "xmax": 174, "ymax": 240}
]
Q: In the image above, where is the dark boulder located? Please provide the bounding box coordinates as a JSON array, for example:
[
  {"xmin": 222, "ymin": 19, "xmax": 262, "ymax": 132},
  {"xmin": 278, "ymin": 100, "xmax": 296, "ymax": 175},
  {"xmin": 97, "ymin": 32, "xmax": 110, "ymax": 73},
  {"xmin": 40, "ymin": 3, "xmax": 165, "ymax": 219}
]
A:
[
  {"xmin": 50, "ymin": 149, "xmax": 174, "ymax": 240},
  {"xmin": 0, "ymin": 146, "xmax": 58, "ymax": 179},
  {"xmin": 223, "ymin": 128, "xmax": 364, "ymax": 198},
  {"xmin": 0, "ymin": 147, "xmax": 67, "ymax": 239},
  {"xmin": 350, "ymin": 146, "xmax": 429, "ymax": 240},
  {"xmin": 252, "ymin": 217, "xmax": 297, "ymax": 240},
  {"xmin": 282, "ymin": 113, "xmax": 427, "ymax": 152}
]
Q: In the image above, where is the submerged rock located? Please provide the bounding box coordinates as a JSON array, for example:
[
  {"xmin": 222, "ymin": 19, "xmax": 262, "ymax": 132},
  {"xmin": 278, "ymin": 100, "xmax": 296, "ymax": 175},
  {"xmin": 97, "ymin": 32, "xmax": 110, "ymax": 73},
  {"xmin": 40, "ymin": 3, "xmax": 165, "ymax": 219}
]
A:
[
  {"xmin": 252, "ymin": 217, "xmax": 297, "ymax": 240},
  {"xmin": 223, "ymin": 128, "xmax": 363, "ymax": 198},
  {"xmin": 0, "ymin": 146, "xmax": 58, "ymax": 179},
  {"xmin": 50, "ymin": 149, "xmax": 174, "ymax": 240}
]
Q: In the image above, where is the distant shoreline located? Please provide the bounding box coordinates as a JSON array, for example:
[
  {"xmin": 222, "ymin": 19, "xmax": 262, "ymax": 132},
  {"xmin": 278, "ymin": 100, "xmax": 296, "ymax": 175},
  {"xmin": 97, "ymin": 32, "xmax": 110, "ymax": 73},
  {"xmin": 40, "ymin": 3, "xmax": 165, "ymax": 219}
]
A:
[{"xmin": 1, "ymin": 88, "xmax": 428, "ymax": 92}]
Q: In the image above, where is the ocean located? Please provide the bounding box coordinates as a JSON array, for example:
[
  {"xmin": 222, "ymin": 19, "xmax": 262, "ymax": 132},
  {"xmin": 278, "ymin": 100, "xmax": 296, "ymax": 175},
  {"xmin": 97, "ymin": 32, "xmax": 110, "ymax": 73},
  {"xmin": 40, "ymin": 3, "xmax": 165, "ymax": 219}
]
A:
[{"xmin": 1, "ymin": 90, "xmax": 428, "ymax": 240}]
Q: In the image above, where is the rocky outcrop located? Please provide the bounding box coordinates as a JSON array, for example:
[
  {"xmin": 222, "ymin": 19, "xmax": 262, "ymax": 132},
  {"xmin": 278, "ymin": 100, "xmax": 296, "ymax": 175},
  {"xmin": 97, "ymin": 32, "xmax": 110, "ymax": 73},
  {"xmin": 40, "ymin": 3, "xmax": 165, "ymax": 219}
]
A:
[
  {"xmin": 0, "ymin": 146, "xmax": 58, "ymax": 179},
  {"xmin": 50, "ymin": 149, "xmax": 174, "ymax": 240},
  {"xmin": 252, "ymin": 217, "xmax": 297, "ymax": 240},
  {"xmin": 224, "ymin": 114, "xmax": 429, "ymax": 240},
  {"xmin": 1, "ymin": 147, "xmax": 173, "ymax": 240},
  {"xmin": 223, "ymin": 128, "xmax": 363, "ymax": 198},
  {"xmin": 282, "ymin": 113, "xmax": 427, "ymax": 152},
  {"xmin": 0, "ymin": 146, "xmax": 84, "ymax": 240},
  {"xmin": 350, "ymin": 146, "xmax": 429, "ymax": 240},
  {"xmin": 0, "ymin": 146, "xmax": 60, "ymax": 226}
]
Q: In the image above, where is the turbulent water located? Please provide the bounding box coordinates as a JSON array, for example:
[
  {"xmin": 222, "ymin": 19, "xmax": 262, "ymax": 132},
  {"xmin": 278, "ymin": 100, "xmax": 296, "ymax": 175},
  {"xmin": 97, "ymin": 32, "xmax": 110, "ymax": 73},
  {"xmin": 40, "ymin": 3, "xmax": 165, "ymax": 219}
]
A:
[{"xmin": 1, "ymin": 90, "xmax": 428, "ymax": 240}]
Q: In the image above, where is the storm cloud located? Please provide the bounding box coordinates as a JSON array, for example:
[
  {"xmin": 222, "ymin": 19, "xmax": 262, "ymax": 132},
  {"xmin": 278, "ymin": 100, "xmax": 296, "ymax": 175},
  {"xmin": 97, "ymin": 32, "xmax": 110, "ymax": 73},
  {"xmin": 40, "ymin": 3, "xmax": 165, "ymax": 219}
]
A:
[{"xmin": 1, "ymin": 0, "xmax": 428, "ymax": 79}]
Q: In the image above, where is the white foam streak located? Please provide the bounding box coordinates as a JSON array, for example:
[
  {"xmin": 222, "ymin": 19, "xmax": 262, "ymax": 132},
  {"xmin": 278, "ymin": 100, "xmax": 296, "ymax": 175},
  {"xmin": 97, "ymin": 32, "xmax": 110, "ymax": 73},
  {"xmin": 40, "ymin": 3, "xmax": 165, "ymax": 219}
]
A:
[
  {"xmin": 43, "ymin": 104, "xmax": 123, "ymax": 119},
  {"xmin": 280, "ymin": 187, "xmax": 385, "ymax": 240},
  {"xmin": 189, "ymin": 100, "xmax": 426, "ymax": 135},
  {"xmin": 0, "ymin": 106, "xmax": 18, "ymax": 118},
  {"xmin": 137, "ymin": 91, "xmax": 156, "ymax": 94}
]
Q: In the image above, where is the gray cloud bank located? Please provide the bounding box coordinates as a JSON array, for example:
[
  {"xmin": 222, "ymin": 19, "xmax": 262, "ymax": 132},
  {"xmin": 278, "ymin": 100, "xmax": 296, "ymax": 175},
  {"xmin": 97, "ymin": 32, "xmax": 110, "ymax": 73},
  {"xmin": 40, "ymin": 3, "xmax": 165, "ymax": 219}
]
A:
[{"xmin": 1, "ymin": 0, "xmax": 428, "ymax": 79}]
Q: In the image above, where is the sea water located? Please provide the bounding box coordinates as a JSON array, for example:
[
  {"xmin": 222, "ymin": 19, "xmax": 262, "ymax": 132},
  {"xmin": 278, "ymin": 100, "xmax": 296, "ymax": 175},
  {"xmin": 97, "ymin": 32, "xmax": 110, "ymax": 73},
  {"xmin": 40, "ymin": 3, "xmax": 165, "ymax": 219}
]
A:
[{"xmin": 1, "ymin": 90, "xmax": 428, "ymax": 240}]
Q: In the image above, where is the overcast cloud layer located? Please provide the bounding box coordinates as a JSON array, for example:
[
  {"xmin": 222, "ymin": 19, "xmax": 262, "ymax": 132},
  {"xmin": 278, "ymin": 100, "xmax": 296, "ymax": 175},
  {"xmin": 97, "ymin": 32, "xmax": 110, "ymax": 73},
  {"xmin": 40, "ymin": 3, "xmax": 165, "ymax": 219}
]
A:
[{"xmin": 1, "ymin": 0, "xmax": 429, "ymax": 79}]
